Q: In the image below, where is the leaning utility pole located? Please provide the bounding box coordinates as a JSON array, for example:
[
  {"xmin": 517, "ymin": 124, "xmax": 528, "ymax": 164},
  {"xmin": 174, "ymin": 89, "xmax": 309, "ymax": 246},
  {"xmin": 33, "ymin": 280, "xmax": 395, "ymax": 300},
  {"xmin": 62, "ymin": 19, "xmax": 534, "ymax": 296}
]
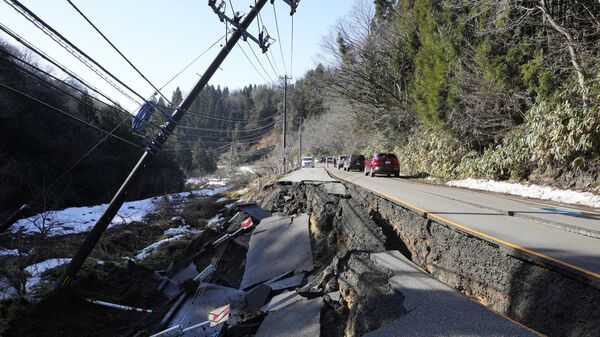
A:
[
  {"xmin": 280, "ymin": 74, "xmax": 290, "ymax": 171},
  {"xmin": 55, "ymin": 0, "xmax": 294, "ymax": 290}
]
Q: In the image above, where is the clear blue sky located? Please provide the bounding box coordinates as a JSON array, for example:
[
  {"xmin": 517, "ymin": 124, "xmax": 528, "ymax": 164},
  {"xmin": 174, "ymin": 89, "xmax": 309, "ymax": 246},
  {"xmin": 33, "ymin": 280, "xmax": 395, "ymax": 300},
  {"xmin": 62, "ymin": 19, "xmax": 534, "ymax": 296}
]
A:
[{"xmin": 0, "ymin": 0, "xmax": 358, "ymax": 110}]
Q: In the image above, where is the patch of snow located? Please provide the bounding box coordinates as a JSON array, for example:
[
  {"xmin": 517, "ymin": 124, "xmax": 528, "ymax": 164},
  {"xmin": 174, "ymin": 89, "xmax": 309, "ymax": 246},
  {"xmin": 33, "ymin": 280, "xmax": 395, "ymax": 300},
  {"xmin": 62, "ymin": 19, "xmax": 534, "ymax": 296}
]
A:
[
  {"xmin": 13, "ymin": 188, "xmax": 229, "ymax": 237},
  {"xmin": 0, "ymin": 249, "xmax": 21, "ymax": 257},
  {"xmin": 189, "ymin": 186, "xmax": 230, "ymax": 197},
  {"xmin": 216, "ymin": 197, "xmax": 228, "ymax": 203},
  {"xmin": 25, "ymin": 258, "xmax": 71, "ymax": 293},
  {"xmin": 207, "ymin": 178, "xmax": 229, "ymax": 186},
  {"xmin": 224, "ymin": 202, "xmax": 236, "ymax": 210},
  {"xmin": 447, "ymin": 178, "xmax": 600, "ymax": 209},
  {"xmin": 207, "ymin": 214, "xmax": 224, "ymax": 227},
  {"xmin": 0, "ymin": 277, "xmax": 17, "ymax": 300},
  {"xmin": 186, "ymin": 177, "xmax": 205, "ymax": 185},
  {"xmin": 163, "ymin": 225, "xmax": 201, "ymax": 237},
  {"xmin": 136, "ymin": 234, "xmax": 187, "ymax": 260},
  {"xmin": 239, "ymin": 166, "xmax": 255, "ymax": 174}
]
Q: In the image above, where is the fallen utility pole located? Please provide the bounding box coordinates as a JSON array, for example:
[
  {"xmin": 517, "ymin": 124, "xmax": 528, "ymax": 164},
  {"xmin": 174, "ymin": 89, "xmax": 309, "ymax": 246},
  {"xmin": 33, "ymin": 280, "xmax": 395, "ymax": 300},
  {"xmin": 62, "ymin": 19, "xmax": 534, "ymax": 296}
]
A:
[{"xmin": 55, "ymin": 0, "xmax": 275, "ymax": 290}]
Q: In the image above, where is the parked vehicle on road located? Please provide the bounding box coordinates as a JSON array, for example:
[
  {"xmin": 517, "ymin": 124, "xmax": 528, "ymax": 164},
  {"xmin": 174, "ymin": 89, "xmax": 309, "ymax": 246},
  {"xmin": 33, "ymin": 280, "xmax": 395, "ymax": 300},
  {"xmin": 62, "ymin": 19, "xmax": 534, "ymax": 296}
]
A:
[
  {"xmin": 326, "ymin": 156, "xmax": 334, "ymax": 164},
  {"xmin": 336, "ymin": 155, "xmax": 347, "ymax": 169},
  {"xmin": 301, "ymin": 156, "xmax": 315, "ymax": 168},
  {"xmin": 343, "ymin": 154, "xmax": 365, "ymax": 171},
  {"xmin": 364, "ymin": 153, "xmax": 400, "ymax": 177},
  {"xmin": 319, "ymin": 156, "xmax": 325, "ymax": 163}
]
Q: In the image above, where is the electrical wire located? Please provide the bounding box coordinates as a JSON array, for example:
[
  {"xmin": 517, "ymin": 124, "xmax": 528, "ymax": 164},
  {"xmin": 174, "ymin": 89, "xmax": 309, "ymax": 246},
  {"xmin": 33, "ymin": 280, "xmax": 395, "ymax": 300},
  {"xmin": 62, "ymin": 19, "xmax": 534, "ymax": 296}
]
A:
[
  {"xmin": 290, "ymin": 14, "xmax": 294, "ymax": 77},
  {"xmin": 65, "ymin": 0, "xmax": 172, "ymax": 106},
  {"xmin": 177, "ymin": 118, "xmax": 278, "ymax": 133},
  {"xmin": 0, "ymin": 50, "xmax": 144, "ymax": 127},
  {"xmin": 236, "ymin": 42, "xmax": 270, "ymax": 83},
  {"xmin": 0, "ymin": 80, "xmax": 144, "ymax": 149},
  {"xmin": 2, "ymin": 55, "xmax": 125, "ymax": 127},
  {"xmin": 0, "ymin": 23, "xmax": 135, "ymax": 114},
  {"xmin": 158, "ymin": 34, "xmax": 226, "ymax": 92},
  {"xmin": 4, "ymin": 0, "xmax": 144, "ymax": 105},
  {"xmin": 245, "ymin": 40, "xmax": 274, "ymax": 82},
  {"xmin": 272, "ymin": 1, "xmax": 288, "ymax": 75}
]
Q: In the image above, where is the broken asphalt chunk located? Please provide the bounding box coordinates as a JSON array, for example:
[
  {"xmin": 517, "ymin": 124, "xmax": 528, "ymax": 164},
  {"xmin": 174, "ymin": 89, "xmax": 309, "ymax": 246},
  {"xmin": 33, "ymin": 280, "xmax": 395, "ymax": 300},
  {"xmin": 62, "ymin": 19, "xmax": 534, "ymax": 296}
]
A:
[
  {"xmin": 254, "ymin": 297, "xmax": 323, "ymax": 337},
  {"xmin": 240, "ymin": 214, "xmax": 314, "ymax": 290}
]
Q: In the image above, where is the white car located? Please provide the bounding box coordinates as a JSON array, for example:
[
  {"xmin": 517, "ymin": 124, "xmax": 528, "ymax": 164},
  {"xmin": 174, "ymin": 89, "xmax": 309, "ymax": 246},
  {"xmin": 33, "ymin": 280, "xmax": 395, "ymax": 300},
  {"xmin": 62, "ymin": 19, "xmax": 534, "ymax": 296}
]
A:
[{"xmin": 301, "ymin": 157, "xmax": 315, "ymax": 168}]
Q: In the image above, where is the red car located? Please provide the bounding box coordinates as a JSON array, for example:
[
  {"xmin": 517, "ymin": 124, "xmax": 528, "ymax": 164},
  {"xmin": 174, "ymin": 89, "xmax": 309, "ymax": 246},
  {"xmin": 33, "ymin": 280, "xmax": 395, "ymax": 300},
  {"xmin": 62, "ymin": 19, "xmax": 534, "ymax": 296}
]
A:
[{"xmin": 364, "ymin": 153, "xmax": 400, "ymax": 177}]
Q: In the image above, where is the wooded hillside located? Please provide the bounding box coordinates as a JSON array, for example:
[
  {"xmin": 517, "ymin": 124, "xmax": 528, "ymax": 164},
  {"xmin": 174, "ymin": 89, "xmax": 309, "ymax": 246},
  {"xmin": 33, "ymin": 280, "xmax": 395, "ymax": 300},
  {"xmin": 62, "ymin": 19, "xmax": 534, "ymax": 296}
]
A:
[{"xmin": 297, "ymin": 0, "xmax": 600, "ymax": 191}]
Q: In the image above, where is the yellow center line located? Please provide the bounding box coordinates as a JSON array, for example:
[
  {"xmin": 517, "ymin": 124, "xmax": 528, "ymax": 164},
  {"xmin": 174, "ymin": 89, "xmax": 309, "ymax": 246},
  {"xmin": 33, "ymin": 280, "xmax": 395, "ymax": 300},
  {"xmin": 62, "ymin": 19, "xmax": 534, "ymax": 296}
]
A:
[{"xmin": 327, "ymin": 168, "xmax": 600, "ymax": 281}]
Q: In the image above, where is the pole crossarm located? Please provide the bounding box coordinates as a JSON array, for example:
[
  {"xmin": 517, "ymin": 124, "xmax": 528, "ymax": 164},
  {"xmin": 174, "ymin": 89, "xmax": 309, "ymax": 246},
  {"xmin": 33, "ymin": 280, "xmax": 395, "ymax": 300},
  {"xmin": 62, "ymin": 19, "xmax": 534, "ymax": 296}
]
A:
[{"xmin": 209, "ymin": 0, "xmax": 276, "ymax": 53}]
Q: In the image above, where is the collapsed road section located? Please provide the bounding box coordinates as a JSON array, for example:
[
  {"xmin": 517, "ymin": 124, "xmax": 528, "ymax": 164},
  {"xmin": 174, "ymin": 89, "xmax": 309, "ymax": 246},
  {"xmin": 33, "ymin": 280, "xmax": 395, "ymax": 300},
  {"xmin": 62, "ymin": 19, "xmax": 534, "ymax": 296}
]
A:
[
  {"xmin": 146, "ymin": 166, "xmax": 597, "ymax": 336},
  {"xmin": 257, "ymin": 167, "xmax": 599, "ymax": 337}
]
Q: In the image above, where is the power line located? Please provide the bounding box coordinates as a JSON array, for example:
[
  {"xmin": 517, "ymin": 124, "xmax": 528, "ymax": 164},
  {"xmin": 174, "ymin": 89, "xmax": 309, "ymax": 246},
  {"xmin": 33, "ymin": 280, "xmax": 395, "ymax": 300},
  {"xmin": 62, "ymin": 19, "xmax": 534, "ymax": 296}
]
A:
[
  {"xmin": 272, "ymin": 1, "xmax": 288, "ymax": 75},
  {"xmin": 264, "ymin": 49, "xmax": 280, "ymax": 79},
  {"xmin": 65, "ymin": 0, "xmax": 173, "ymax": 106},
  {"xmin": 0, "ymin": 80, "xmax": 143, "ymax": 148},
  {"xmin": 290, "ymin": 14, "xmax": 294, "ymax": 77},
  {"xmin": 158, "ymin": 34, "xmax": 226, "ymax": 92},
  {"xmin": 164, "ymin": 127, "xmax": 278, "ymax": 149},
  {"xmin": 177, "ymin": 118, "xmax": 279, "ymax": 133},
  {"xmin": 4, "ymin": 0, "xmax": 144, "ymax": 104},
  {"xmin": 245, "ymin": 40, "xmax": 274, "ymax": 82},
  {"xmin": 237, "ymin": 42, "xmax": 270, "ymax": 83},
  {"xmin": 171, "ymin": 120, "xmax": 279, "ymax": 141},
  {"xmin": 0, "ymin": 49, "xmax": 154, "ymax": 130},
  {"xmin": 0, "ymin": 23, "xmax": 135, "ymax": 114},
  {"xmin": 2, "ymin": 54, "xmax": 125, "ymax": 127}
]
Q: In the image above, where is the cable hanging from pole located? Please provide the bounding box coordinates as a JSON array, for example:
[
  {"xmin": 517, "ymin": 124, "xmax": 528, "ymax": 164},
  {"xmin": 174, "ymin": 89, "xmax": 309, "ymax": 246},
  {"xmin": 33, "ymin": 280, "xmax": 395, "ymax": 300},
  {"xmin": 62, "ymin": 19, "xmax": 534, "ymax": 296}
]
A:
[
  {"xmin": 0, "ymin": 23, "xmax": 134, "ymax": 114},
  {"xmin": 271, "ymin": 0, "xmax": 288, "ymax": 75},
  {"xmin": 0, "ymin": 81, "xmax": 144, "ymax": 149},
  {"xmin": 65, "ymin": 0, "xmax": 174, "ymax": 107},
  {"xmin": 4, "ymin": 0, "xmax": 144, "ymax": 105}
]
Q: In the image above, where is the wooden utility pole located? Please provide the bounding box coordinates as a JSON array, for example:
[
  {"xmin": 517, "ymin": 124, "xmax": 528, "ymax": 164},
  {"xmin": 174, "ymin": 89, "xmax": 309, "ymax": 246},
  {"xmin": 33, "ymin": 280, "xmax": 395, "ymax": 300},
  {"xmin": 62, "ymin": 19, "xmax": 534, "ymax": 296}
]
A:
[
  {"xmin": 298, "ymin": 116, "xmax": 302, "ymax": 166},
  {"xmin": 280, "ymin": 75, "xmax": 291, "ymax": 171}
]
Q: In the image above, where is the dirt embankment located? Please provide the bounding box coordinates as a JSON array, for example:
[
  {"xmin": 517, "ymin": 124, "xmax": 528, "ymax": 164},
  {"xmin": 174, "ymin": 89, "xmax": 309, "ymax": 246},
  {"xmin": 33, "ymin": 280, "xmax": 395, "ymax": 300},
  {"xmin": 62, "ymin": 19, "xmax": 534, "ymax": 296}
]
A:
[{"xmin": 257, "ymin": 180, "xmax": 600, "ymax": 337}]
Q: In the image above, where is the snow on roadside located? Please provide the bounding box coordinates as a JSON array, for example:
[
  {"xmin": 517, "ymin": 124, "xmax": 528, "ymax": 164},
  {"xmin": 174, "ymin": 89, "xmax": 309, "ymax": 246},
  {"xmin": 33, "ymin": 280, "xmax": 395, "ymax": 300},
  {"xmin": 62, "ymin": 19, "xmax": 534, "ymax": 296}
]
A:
[
  {"xmin": 207, "ymin": 214, "xmax": 224, "ymax": 227},
  {"xmin": 186, "ymin": 177, "xmax": 229, "ymax": 187},
  {"xmin": 163, "ymin": 225, "xmax": 202, "ymax": 237},
  {"xmin": 0, "ymin": 249, "xmax": 21, "ymax": 257},
  {"xmin": 135, "ymin": 234, "xmax": 187, "ymax": 260},
  {"xmin": 13, "ymin": 187, "xmax": 230, "ymax": 237},
  {"xmin": 25, "ymin": 258, "xmax": 71, "ymax": 294},
  {"xmin": 239, "ymin": 166, "xmax": 255, "ymax": 174},
  {"xmin": 447, "ymin": 178, "xmax": 600, "ymax": 208}
]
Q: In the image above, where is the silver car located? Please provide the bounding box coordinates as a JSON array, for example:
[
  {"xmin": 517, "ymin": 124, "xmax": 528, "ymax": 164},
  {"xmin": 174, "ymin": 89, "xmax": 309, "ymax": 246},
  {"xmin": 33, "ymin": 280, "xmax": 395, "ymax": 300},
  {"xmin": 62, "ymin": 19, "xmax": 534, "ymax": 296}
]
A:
[{"xmin": 301, "ymin": 157, "xmax": 315, "ymax": 168}]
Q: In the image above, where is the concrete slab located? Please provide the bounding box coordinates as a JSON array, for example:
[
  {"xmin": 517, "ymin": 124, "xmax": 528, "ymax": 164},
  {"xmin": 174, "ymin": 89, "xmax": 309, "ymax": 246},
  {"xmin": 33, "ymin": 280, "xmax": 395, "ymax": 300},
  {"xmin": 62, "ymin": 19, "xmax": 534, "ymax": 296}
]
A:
[
  {"xmin": 260, "ymin": 290, "xmax": 304, "ymax": 312},
  {"xmin": 363, "ymin": 251, "xmax": 537, "ymax": 337},
  {"xmin": 322, "ymin": 182, "xmax": 348, "ymax": 197},
  {"xmin": 167, "ymin": 283, "xmax": 246, "ymax": 337},
  {"xmin": 160, "ymin": 263, "xmax": 198, "ymax": 298},
  {"xmin": 255, "ymin": 297, "xmax": 323, "ymax": 337},
  {"xmin": 266, "ymin": 273, "xmax": 305, "ymax": 291},
  {"xmin": 240, "ymin": 214, "xmax": 314, "ymax": 289},
  {"xmin": 239, "ymin": 204, "xmax": 272, "ymax": 221},
  {"xmin": 279, "ymin": 168, "xmax": 338, "ymax": 183},
  {"xmin": 245, "ymin": 284, "xmax": 272, "ymax": 311}
]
